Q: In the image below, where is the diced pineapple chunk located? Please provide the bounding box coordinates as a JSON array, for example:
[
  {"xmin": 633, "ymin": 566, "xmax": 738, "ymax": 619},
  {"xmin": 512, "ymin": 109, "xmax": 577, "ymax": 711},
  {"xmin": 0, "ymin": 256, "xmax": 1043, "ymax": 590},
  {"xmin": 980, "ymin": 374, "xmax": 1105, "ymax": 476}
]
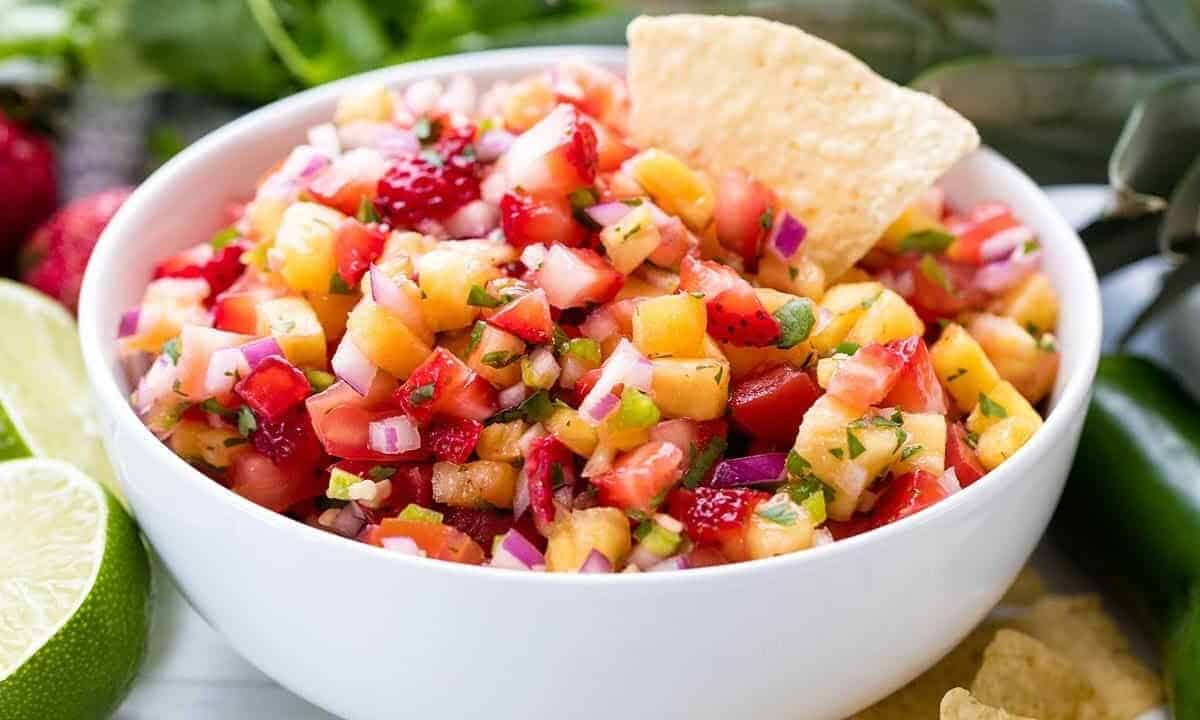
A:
[
  {"xmin": 274, "ymin": 202, "xmax": 345, "ymax": 294},
  {"xmin": 966, "ymin": 313, "xmax": 1057, "ymax": 404},
  {"xmin": 122, "ymin": 278, "xmax": 210, "ymax": 353},
  {"xmin": 334, "ymin": 83, "xmax": 395, "ymax": 125},
  {"xmin": 845, "ymin": 288, "xmax": 924, "ymax": 346},
  {"xmin": 431, "ymin": 461, "xmax": 518, "ymax": 509},
  {"xmin": 791, "ymin": 395, "xmax": 900, "ymax": 521},
  {"xmin": 170, "ymin": 421, "xmax": 245, "ymax": 469},
  {"xmin": 598, "ymin": 414, "xmax": 651, "ymax": 452},
  {"xmin": 892, "ymin": 413, "xmax": 946, "ymax": 477},
  {"xmin": 809, "ymin": 282, "xmax": 884, "ymax": 354},
  {"xmin": 650, "ymin": 358, "xmax": 729, "ymax": 420},
  {"xmin": 930, "ymin": 323, "xmax": 1002, "ymax": 412},
  {"xmin": 467, "ymin": 325, "xmax": 525, "ymax": 387},
  {"xmin": 344, "ymin": 298, "xmax": 432, "ymax": 379},
  {"xmin": 546, "ymin": 507, "xmax": 632, "ymax": 572},
  {"xmin": 830, "ymin": 267, "xmax": 874, "ymax": 285},
  {"xmin": 545, "ymin": 407, "xmax": 599, "ymax": 457},
  {"xmin": 380, "ymin": 230, "xmax": 437, "ymax": 265},
  {"xmin": 476, "ymin": 421, "xmax": 528, "ymax": 462},
  {"xmin": 976, "ymin": 415, "xmax": 1041, "ymax": 470},
  {"xmin": 616, "ymin": 274, "xmax": 674, "ymax": 301},
  {"xmin": 719, "ymin": 343, "xmax": 775, "ymax": 381},
  {"xmin": 757, "ymin": 252, "xmax": 826, "ymax": 301},
  {"xmin": 700, "ymin": 334, "xmax": 728, "ymax": 362},
  {"xmin": 878, "ymin": 205, "xmax": 949, "ymax": 253},
  {"xmin": 633, "ymin": 293, "xmax": 706, "ymax": 359},
  {"xmin": 815, "ymin": 357, "xmax": 840, "ymax": 388},
  {"xmin": 996, "ymin": 272, "xmax": 1058, "ymax": 334},
  {"xmin": 600, "ymin": 205, "xmax": 661, "ymax": 274},
  {"xmin": 257, "ymin": 297, "xmax": 328, "ymax": 369},
  {"xmin": 304, "ymin": 291, "xmax": 358, "ymax": 342},
  {"xmin": 744, "ymin": 493, "xmax": 815, "ymax": 560},
  {"xmin": 245, "ymin": 196, "xmax": 288, "ymax": 249},
  {"xmin": 966, "ymin": 380, "xmax": 1042, "ymax": 436},
  {"xmin": 628, "ymin": 149, "xmax": 715, "ymax": 231},
  {"xmin": 417, "ymin": 246, "xmax": 501, "ymax": 332}
]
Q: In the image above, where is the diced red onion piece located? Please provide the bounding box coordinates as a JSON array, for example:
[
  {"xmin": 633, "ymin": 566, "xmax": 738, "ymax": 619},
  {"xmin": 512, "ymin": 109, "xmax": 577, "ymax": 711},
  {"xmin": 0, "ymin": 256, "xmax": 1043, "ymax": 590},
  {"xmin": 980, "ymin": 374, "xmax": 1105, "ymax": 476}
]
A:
[
  {"xmin": 649, "ymin": 419, "xmax": 697, "ymax": 455},
  {"xmin": 579, "ymin": 339, "xmax": 652, "ymax": 423},
  {"xmin": 499, "ymin": 383, "xmax": 528, "ymax": 410},
  {"xmin": 558, "ymin": 355, "xmax": 588, "ymax": 390},
  {"xmin": 205, "ymin": 347, "xmax": 251, "ymax": 397},
  {"xmin": 579, "ymin": 549, "xmax": 613, "ymax": 573},
  {"xmin": 367, "ymin": 415, "xmax": 421, "ymax": 455},
  {"xmin": 655, "ymin": 513, "xmax": 683, "ymax": 534},
  {"xmin": 938, "ymin": 467, "xmax": 962, "ymax": 495},
  {"xmin": 328, "ymin": 502, "xmax": 367, "ymax": 538},
  {"xmin": 629, "ymin": 543, "xmax": 665, "ymax": 570},
  {"xmin": 332, "ymin": 336, "xmax": 377, "ymax": 396},
  {"xmin": 134, "ymin": 354, "xmax": 180, "ymax": 417},
  {"xmin": 582, "ymin": 443, "xmax": 615, "ymax": 478},
  {"xmin": 585, "ymin": 393, "xmax": 620, "ymax": 423},
  {"xmin": 381, "ymin": 536, "xmax": 424, "ymax": 556},
  {"xmin": 443, "ymin": 200, "xmax": 499, "ymax": 239},
  {"xmin": 307, "ymin": 123, "xmax": 341, "ymax": 157},
  {"xmin": 118, "ymin": 308, "xmax": 139, "ymax": 338},
  {"xmin": 973, "ymin": 249, "xmax": 1041, "ymax": 294},
  {"xmin": 369, "ymin": 265, "xmax": 427, "ymax": 335},
  {"xmin": 979, "ymin": 226, "xmax": 1035, "ymax": 263},
  {"xmin": 475, "ymin": 129, "xmax": 516, "ymax": 163},
  {"xmin": 812, "ymin": 528, "xmax": 834, "ymax": 546},
  {"xmin": 519, "ymin": 243, "xmax": 548, "ymax": 271},
  {"xmin": 239, "ymin": 336, "xmax": 284, "ymax": 369},
  {"xmin": 768, "ymin": 211, "xmax": 807, "ymax": 260},
  {"xmin": 585, "ymin": 202, "xmax": 635, "ymax": 228},
  {"xmin": 580, "ymin": 308, "xmax": 618, "ymax": 342},
  {"xmin": 492, "ymin": 529, "xmax": 545, "ymax": 570},
  {"xmin": 513, "ymin": 469, "xmax": 531, "ymax": 518},
  {"xmin": 710, "ymin": 453, "xmax": 789, "ymax": 488},
  {"xmin": 647, "ymin": 555, "xmax": 690, "ymax": 572},
  {"xmin": 527, "ymin": 347, "xmax": 560, "ymax": 386}
]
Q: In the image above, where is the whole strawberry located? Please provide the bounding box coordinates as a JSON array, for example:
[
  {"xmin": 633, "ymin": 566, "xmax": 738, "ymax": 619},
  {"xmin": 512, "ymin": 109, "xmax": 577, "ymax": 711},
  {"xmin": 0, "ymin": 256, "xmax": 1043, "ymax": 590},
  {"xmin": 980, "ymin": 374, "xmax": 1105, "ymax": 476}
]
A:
[
  {"xmin": 19, "ymin": 187, "xmax": 132, "ymax": 312},
  {"xmin": 0, "ymin": 113, "xmax": 57, "ymax": 253}
]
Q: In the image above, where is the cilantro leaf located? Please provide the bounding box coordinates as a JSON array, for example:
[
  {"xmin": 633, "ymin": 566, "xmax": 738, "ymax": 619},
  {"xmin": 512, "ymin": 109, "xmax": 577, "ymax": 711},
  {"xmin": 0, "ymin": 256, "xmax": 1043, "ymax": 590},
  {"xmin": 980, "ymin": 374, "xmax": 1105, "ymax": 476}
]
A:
[
  {"xmin": 210, "ymin": 227, "xmax": 239, "ymax": 250},
  {"xmin": 756, "ymin": 499, "xmax": 798, "ymax": 526},
  {"xmin": 834, "ymin": 341, "xmax": 860, "ymax": 356},
  {"xmin": 481, "ymin": 350, "xmax": 519, "ymax": 368},
  {"xmin": 846, "ymin": 428, "xmax": 866, "ymax": 459},
  {"xmin": 978, "ymin": 393, "xmax": 1008, "ymax": 418},
  {"xmin": 329, "ymin": 273, "xmax": 354, "ymax": 294},
  {"xmin": 774, "ymin": 298, "xmax": 816, "ymax": 349},
  {"xmin": 681, "ymin": 436, "xmax": 727, "ymax": 489},
  {"xmin": 356, "ymin": 195, "xmax": 379, "ymax": 224},
  {"xmin": 487, "ymin": 390, "xmax": 555, "ymax": 425},
  {"xmin": 900, "ymin": 444, "xmax": 924, "ymax": 461},
  {"xmin": 409, "ymin": 383, "xmax": 435, "ymax": 406},
  {"xmin": 899, "ymin": 229, "xmax": 955, "ymax": 253},
  {"xmin": 161, "ymin": 337, "xmax": 182, "ymax": 364},
  {"xmin": 785, "ymin": 449, "xmax": 811, "ymax": 477},
  {"xmin": 467, "ymin": 321, "xmax": 486, "ymax": 354},
  {"xmin": 918, "ymin": 253, "xmax": 954, "ymax": 292},
  {"xmin": 368, "ymin": 466, "xmax": 396, "ymax": 481},
  {"xmin": 466, "ymin": 285, "xmax": 503, "ymax": 308},
  {"xmin": 237, "ymin": 406, "xmax": 258, "ymax": 437}
]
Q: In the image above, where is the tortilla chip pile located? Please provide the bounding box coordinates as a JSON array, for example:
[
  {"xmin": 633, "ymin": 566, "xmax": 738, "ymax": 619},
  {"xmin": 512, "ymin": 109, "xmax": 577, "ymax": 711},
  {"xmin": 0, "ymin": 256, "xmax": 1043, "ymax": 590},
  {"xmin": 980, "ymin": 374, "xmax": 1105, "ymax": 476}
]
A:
[{"xmin": 853, "ymin": 569, "xmax": 1163, "ymax": 720}]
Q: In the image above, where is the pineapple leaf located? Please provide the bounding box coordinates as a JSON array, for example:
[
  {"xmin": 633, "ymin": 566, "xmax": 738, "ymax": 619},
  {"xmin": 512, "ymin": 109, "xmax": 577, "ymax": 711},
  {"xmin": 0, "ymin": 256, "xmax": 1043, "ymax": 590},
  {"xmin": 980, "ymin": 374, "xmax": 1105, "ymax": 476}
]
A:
[{"xmin": 1109, "ymin": 72, "xmax": 1200, "ymax": 215}]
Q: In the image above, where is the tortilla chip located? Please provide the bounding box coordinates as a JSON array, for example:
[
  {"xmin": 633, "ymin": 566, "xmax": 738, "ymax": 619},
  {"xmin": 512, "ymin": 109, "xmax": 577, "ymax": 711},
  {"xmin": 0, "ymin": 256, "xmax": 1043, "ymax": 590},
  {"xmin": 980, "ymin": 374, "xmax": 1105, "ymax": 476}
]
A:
[
  {"xmin": 627, "ymin": 14, "xmax": 979, "ymax": 280},
  {"xmin": 971, "ymin": 629, "xmax": 1097, "ymax": 720},
  {"xmin": 1001, "ymin": 566, "xmax": 1047, "ymax": 607},
  {"xmin": 941, "ymin": 688, "xmax": 1037, "ymax": 720},
  {"xmin": 852, "ymin": 623, "xmax": 1000, "ymax": 720},
  {"xmin": 1013, "ymin": 595, "xmax": 1163, "ymax": 719}
]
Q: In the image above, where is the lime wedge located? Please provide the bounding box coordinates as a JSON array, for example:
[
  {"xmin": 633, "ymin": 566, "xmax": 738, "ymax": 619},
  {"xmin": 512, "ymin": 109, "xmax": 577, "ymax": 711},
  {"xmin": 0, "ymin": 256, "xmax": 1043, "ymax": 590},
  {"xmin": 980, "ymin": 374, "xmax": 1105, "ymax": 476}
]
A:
[
  {"xmin": 0, "ymin": 458, "xmax": 151, "ymax": 720},
  {"xmin": 0, "ymin": 280, "xmax": 120, "ymax": 501}
]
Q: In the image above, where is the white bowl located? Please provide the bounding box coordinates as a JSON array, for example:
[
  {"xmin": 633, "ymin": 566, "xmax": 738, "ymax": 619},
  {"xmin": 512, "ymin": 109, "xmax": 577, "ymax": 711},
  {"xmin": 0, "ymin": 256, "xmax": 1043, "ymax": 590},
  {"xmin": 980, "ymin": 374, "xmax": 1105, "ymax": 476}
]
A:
[{"xmin": 78, "ymin": 46, "xmax": 1101, "ymax": 720}]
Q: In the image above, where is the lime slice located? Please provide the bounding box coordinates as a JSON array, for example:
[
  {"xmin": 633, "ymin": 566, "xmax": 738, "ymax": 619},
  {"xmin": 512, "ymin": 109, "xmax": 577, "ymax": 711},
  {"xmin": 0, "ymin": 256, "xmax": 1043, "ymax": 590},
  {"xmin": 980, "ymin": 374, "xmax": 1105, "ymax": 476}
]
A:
[
  {"xmin": 0, "ymin": 280, "xmax": 120, "ymax": 501},
  {"xmin": 0, "ymin": 458, "xmax": 151, "ymax": 720}
]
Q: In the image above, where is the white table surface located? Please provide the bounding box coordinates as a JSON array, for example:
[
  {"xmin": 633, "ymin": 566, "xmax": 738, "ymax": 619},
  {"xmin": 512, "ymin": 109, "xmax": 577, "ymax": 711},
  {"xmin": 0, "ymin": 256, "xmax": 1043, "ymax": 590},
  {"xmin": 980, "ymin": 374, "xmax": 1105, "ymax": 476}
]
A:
[{"xmin": 113, "ymin": 186, "xmax": 1176, "ymax": 719}]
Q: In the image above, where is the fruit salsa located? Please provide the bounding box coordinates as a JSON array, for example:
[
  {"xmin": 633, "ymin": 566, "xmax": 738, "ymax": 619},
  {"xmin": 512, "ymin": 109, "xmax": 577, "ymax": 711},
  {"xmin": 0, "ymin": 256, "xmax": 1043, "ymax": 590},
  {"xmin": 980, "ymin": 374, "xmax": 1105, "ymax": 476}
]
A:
[{"xmin": 119, "ymin": 54, "xmax": 1059, "ymax": 572}]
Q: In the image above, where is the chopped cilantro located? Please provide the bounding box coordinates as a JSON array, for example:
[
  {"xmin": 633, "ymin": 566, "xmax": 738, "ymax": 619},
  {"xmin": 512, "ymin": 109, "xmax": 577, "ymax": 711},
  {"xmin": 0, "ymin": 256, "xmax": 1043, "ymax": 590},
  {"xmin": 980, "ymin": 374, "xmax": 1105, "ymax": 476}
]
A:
[
  {"xmin": 409, "ymin": 383, "xmax": 436, "ymax": 406},
  {"xmin": 846, "ymin": 429, "xmax": 866, "ymax": 459},
  {"xmin": 161, "ymin": 337, "xmax": 182, "ymax": 364},
  {"xmin": 759, "ymin": 208, "xmax": 774, "ymax": 231},
  {"xmin": 834, "ymin": 341, "xmax": 860, "ymax": 356},
  {"xmin": 552, "ymin": 326, "xmax": 571, "ymax": 354},
  {"xmin": 898, "ymin": 229, "xmax": 955, "ymax": 253},
  {"xmin": 756, "ymin": 498, "xmax": 798, "ymax": 526},
  {"xmin": 918, "ymin": 253, "xmax": 953, "ymax": 292},
  {"xmin": 634, "ymin": 519, "xmax": 654, "ymax": 541},
  {"xmin": 893, "ymin": 427, "xmax": 908, "ymax": 452},
  {"xmin": 222, "ymin": 437, "xmax": 248, "ymax": 448},
  {"xmin": 620, "ymin": 198, "xmax": 644, "ymax": 207},
  {"xmin": 966, "ymin": 430, "xmax": 980, "ymax": 448},
  {"xmin": 621, "ymin": 223, "xmax": 643, "ymax": 241},
  {"xmin": 774, "ymin": 298, "xmax": 816, "ymax": 349},
  {"xmin": 356, "ymin": 196, "xmax": 379, "ymax": 223},
  {"xmin": 785, "ymin": 449, "xmax": 811, "ymax": 477},
  {"xmin": 978, "ymin": 393, "xmax": 1008, "ymax": 418},
  {"xmin": 460, "ymin": 145, "xmax": 476, "ymax": 162},
  {"xmin": 171, "ymin": 379, "xmax": 185, "ymax": 395},
  {"xmin": 481, "ymin": 350, "xmax": 519, "ymax": 368},
  {"xmin": 1037, "ymin": 334, "xmax": 1058, "ymax": 352},
  {"xmin": 237, "ymin": 406, "xmax": 257, "ymax": 437},
  {"xmin": 900, "ymin": 444, "xmax": 924, "ymax": 461},
  {"xmin": 681, "ymin": 436, "xmax": 727, "ymax": 489},
  {"xmin": 788, "ymin": 266, "xmax": 799, "ymax": 281},
  {"xmin": 329, "ymin": 273, "xmax": 354, "ymax": 295},
  {"xmin": 201, "ymin": 399, "xmax": 235, "ymax": 417},
  {"xmin": 467, "ymin": 321, "xmax": 486, "ymax": 354},
  {"xmin": 487, "ymin": 390, "xmax": 554, "ymax": 425},
  {"xmin": 272, "ymin": 319, "xmax": 296, "ymax": 334},
  {"xmin": 368, "ymin": 466, "xmax": 396, "ymax": 481},
  {"xmin": 860, "ymin": 291, "xmax": 882, "ymax": 309},
  {"xmin": 714, "ymin": 365, "xmax": 724, "ymax": 386},
  {"xmin": 829, "ymin": 447, "xmax": 844, "ymax": 459},
  {"xmin": 946, "ymin": 367, "xmax": 968, "ymax": 382},
  {"xmin": 210, "ymin": 227, "xmax": 239, "ymax": 250},
  {"xmin": 1022, "ymin": 238, "xmax": 1041, "ymax": 254},
  {"xmin": 466, "ymin": 285, "xmax": 503, "ymax": 308}
]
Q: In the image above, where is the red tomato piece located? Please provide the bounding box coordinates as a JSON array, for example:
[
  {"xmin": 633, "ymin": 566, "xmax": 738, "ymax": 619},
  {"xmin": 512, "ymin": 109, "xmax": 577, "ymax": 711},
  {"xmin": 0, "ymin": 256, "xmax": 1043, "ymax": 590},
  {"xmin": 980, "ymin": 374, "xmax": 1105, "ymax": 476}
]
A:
[
  {"xmin": 869, "ymin": 470, "xmax": 951, "ymax": 528},
  {"xmin": 396, "ymin": 348, "xmax": 496, "ymax": 424},
  {"xmin": 945, "ymin": 202, "xmax": 1019, "ymax": 266},
  {"xmin": 487, "ymin": 288, "xmax": 554, "ymax": 344},
  {"xmin": 826, "ymin": 343, "xmax": 906, "ymax": 410},
  {"xmin": 591, "ymin": 440, "xmax": 684, "ymax": 515},
  {"xmin": 235, "ymin": 356, "xmax": 312, "ymax": 422},
  {"xmin": 333, "ymin": 218, "xmax": 386, "ymax": 285},
  {"xmin": 729, "ymin": 365, "xmax": 821, "ymax": 446},
  {"xmin": 499, "ymin": 191, "xmax": 588, "ymax": 249},
  {"xmin": 424, "ymin": 417, "xmax": 483, "ymax": 464},
  {"xmin": 678, "ymin": 486, "xmax": 769, "ymax": 560},
  {"xmin": 368, "ymin": 519, "xmax": 485, "ymax": 564},
  {"xmin": 882, "ymin": 336, "xmax": 948, "ymax": 414},
  {"xmin": 228, "ymin": 450, "xmax": 325, "ymax": 512},
  {"xmin": 714, "ymin": 169, "xmax": 773, "ymax": 270},
  {"xmin": 945, "ymin": 422, "xmax": 986, "ymax": 488},
  {"xmin": 312, "ymin": 405, "xmax": 430, "ymax": 462},
  {"xmin": 536, "ymin": 245, "xmax": 623, "ymax": 309}
]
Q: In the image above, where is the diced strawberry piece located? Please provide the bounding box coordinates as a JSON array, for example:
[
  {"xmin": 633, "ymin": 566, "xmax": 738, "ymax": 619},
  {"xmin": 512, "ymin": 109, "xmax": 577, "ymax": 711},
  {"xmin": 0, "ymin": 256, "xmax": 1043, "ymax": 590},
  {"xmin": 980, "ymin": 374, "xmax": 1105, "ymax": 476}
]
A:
[
  {"xmin": 646, "ymin": 217, "xmax": 693, "ymax": 268},
  {"xmin": 374, "ymin": 149, "xmax": 479, "ymax": 228},
  {"xmin": 441, "ymin": 507, "xmax": 539, "ymax": 552},
  {"xmin": 235, "ymin": 356, "xmax": 312, "ymax": 421},
  {"xmin": 730, "ymin": 365, "xmax": 821, "ymax": 446},
  {"xmin": 869, "ymin": 470, "xmax": 951, "ymax": 528},
  {"xmin": 882, "ymin": 337, "xmax": 947, "ymax": 414},
  {"xmin": 154, "ymin": 242, "xmax": 244, "ymax": 298},
  {"xmin": 945, "ymin": 203, "xmax": 1020, "ymax": 266},
  {"xmin": 252, "ymin": 408, "xmax": 325, "ymax": 468},
  {"xmin": 213, "ymin": 274, "xmax": 282, "ymax": 335},
  {"xmin": 707, "ymin": 288, "xmax": 780, "ymax": 346},
  {"xmin": 679, "ymin": 255, "xmax": 743, "ymax": 298},
  {"xmin": 333, "ymin": 218, "xmax": 386, "ymax": 285},
  {"xmin": 487, "ymin": 288, "xmax": 554, "ymax": 344},
  {"xmin": 368, "ymin": 519, "xmax": 485, "ymax": 564},
  {"xmin": 890, "ymin": 253, "xmax": 985, "ymax": 323},
  {"xmin": 536, "ymin": 245, "xmax": 623, "ymax": 309},
  {"xmin": 945, "ymin": 422, "xmax": 986, "ymax": 488},
  {"xmin": 714, "ymin": 170, "xmax": 773, "ymax": 269},
  {"xmin": 425, "ymin": 417, "xmax": 483, "ymax": 464},
  {"xmin": 678, "ymin": 485, "xmax": 768, "ymax": 545},
  {"xmin": 591, "ymin": 440, "xmax": 684, "ymax": 515},
  {"xmin": 582, "ymin": 115, "xmax": 635, "ymax": 172},
  {"xmin": 695, "ymin": 419, "xmax": 729, "ymax": 448},
  {"xmin": 826, "ymin": 515, "xmax": 873, "ymax": 541},
  {"xmin": 524, "ymin": 436, "xmax": 577, "ymax": 529},
  {"xmin": 229, "ymin": 450, "xmax": 325, "ymax": 512},
  {"xmin": 826, "ymin": 343, "xmax": 906, "ymax": 409},
  {"xmin": 306, "ymin": 148, "xmax": 387, "ymax": 216},
  {"xmin": 396, "ymin": 348, "xmax": 495, "ymax": 423},
  {"xmin": 499, "ymin": 191, "xmax": 588, "ymax": 249},
  {"xmin": 500, "ymin": 104, "xmax": 598, "ymax": 195}
]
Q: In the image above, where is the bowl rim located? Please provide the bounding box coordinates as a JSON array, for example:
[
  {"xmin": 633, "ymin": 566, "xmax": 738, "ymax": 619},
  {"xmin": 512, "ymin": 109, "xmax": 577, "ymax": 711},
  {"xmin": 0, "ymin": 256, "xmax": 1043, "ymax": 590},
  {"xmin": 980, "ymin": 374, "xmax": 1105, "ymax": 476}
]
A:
[{"xmin": 78, "ymin": 44, "xmax": 1102, "ymax": 585}]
